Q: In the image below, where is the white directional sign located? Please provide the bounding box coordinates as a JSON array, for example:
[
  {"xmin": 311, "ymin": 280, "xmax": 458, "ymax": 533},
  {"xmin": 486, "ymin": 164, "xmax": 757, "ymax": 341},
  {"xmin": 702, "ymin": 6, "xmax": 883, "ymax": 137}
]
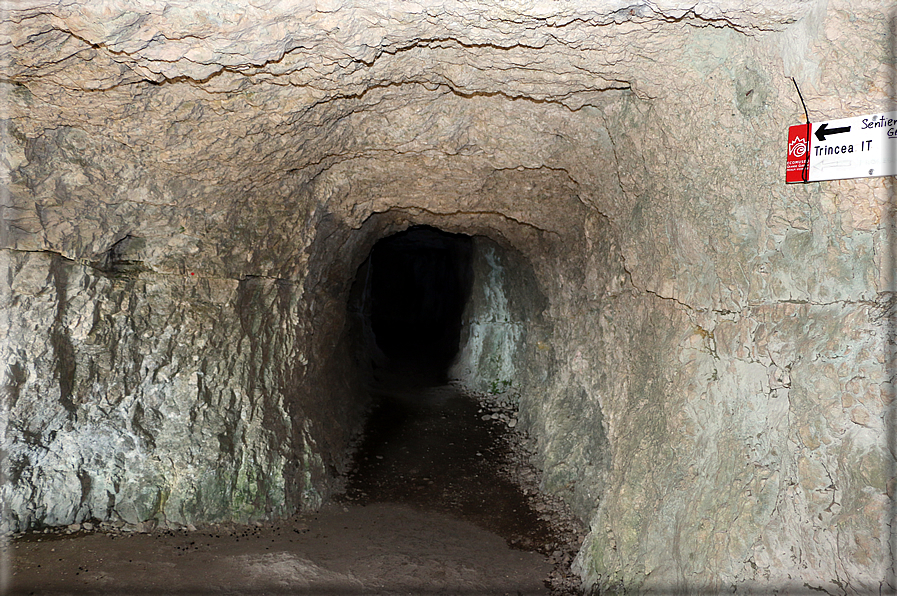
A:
[{"xmin": 786, "ymin": 111, "xmax": 897, "ymax": 183}]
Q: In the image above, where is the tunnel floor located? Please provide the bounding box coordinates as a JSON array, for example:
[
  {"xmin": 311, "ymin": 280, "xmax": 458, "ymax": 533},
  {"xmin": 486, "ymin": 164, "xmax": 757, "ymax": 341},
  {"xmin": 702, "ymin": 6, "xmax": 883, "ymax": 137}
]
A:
[
  {"xmin": 4, "ymin": 368, "xmax": 584, "ymax": 596},
  {"xmin": 338, "ymin": 359, "xmax": 586, "ymax": 593},
  {"xmin": 342, "ymin": 361, "xmax": 559, "ymax": 550},
  {"xmin": 4, "ymin": 502, "xmax": 553, "ymax": 595}
]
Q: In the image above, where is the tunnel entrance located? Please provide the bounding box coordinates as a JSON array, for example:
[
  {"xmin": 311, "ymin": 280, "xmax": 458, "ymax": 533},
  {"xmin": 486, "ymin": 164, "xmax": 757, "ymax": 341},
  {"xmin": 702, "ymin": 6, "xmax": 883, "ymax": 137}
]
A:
[
  {"xmin": 341, "ymin": 225, "xmax": 583, "ymax": 593},
  {"xmin": 354, "ymin": 225, "xmax": 474, "ymax": 386}
]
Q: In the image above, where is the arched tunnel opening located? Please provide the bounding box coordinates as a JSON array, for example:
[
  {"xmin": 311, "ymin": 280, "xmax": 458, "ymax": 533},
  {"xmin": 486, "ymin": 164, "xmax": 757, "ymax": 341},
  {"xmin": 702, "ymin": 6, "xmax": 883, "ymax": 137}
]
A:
[
  {"xmin": 340, "ymin": 225, "xmax": 579, "ymax": 571},
  {"xmin": 358, "ymin": 225, "xmax": 474, "ymax": 387}
]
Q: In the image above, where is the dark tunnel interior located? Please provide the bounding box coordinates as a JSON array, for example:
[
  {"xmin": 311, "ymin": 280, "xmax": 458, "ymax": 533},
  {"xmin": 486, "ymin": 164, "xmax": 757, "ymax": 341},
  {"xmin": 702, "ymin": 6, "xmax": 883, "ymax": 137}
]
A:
[
  {"xmin": 342, "ymin": 228, "xmax": 561, "ymax": 553},
  {"xmin": 358, "ymin": 226, "xmax": 474, "ymax": 386}
]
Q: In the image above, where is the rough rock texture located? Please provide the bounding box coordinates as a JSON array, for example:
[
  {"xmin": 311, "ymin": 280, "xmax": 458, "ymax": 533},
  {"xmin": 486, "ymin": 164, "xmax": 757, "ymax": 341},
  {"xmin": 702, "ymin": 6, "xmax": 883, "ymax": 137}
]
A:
[
  {"xmin": 451, "ymin": 236, "xmax": 548, "ymax": 397},
  {"xmin": 1, "ymin": 0, "xmax": 895, "ymax": 593},
  {"xmin": 0, "ymin": 246, "xmax": 364, "ymax": 529}
]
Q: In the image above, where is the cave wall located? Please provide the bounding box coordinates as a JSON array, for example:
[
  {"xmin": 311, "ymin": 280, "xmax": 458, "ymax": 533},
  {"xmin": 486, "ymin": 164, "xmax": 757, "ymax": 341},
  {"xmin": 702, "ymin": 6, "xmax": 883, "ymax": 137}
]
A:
[
  {"xmin": 0, "ymin": 227, "xmax": 365, "ymax": 531},
  {"xmin": 451, "ymin": 237, "xmax": 547, "ymax": 396},
  {"xmin": 2, "ymin": 0, "xmax": 896, "ymax": 593}
]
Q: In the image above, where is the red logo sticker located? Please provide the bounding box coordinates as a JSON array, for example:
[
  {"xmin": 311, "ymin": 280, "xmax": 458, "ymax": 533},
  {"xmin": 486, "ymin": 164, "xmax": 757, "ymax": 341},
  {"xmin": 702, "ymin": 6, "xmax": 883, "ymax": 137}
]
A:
[{"xmin": 786, "ymin": 124, "xmax": 812, "ymax": 183}]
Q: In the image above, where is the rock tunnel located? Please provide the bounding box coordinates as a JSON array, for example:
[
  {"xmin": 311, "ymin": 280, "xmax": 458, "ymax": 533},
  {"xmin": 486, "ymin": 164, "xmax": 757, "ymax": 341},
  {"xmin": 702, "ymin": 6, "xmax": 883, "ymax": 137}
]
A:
[
  {"xmin": 352, "ymin": 225, "xmax": 474, "ymax": 384},
  {"xmin": 1, "ymin": 1, "xmax": 896, "ymax": 593}
]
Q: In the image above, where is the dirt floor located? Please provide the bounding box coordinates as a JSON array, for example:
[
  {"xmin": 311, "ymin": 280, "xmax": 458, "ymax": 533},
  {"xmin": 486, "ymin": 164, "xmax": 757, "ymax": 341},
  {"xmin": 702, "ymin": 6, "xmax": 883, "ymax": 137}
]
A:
[
  {"xmin": 5, "ymin": 502, "xmax": 555, "ymax": 595},
  {"xmin": 3, "ymin": 366, "xmax": 586, "ymax": 595}
]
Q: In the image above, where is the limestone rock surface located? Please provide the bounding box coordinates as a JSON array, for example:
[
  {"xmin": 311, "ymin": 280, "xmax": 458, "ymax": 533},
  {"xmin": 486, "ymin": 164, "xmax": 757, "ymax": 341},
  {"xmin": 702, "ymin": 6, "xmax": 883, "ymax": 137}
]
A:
[{"xmin": 2, "ymin": 0, "xmax": 895, "ymax": 593}]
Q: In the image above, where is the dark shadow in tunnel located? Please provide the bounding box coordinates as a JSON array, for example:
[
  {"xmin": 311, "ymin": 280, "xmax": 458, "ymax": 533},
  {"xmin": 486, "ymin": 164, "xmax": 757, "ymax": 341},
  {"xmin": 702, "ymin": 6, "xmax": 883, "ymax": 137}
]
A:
[
  {"xmin": 341, "ymin": 228, "xmax": 569, "ymax": 558},
  {"xmin": 351, "ymin": 226, "xmax": 473, "ymax": 388}
]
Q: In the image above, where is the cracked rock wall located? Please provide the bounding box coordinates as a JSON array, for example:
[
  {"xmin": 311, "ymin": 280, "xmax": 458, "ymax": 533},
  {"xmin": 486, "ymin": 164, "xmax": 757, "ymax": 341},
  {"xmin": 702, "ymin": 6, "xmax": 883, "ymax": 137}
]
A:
[
  {"xmin": 2, "ymin": 0, "xmax": 896, "ymax": 593},
  {"xmin": 0, "ymin": 243, "xmax": 363, "ymax": 530}
]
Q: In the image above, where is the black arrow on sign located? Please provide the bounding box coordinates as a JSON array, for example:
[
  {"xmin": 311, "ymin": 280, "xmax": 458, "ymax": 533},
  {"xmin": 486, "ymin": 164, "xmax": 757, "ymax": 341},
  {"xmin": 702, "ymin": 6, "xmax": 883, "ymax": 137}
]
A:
[{"xmin": 815, "ymin": 122, "xmax": 851, "ymax": 142}]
